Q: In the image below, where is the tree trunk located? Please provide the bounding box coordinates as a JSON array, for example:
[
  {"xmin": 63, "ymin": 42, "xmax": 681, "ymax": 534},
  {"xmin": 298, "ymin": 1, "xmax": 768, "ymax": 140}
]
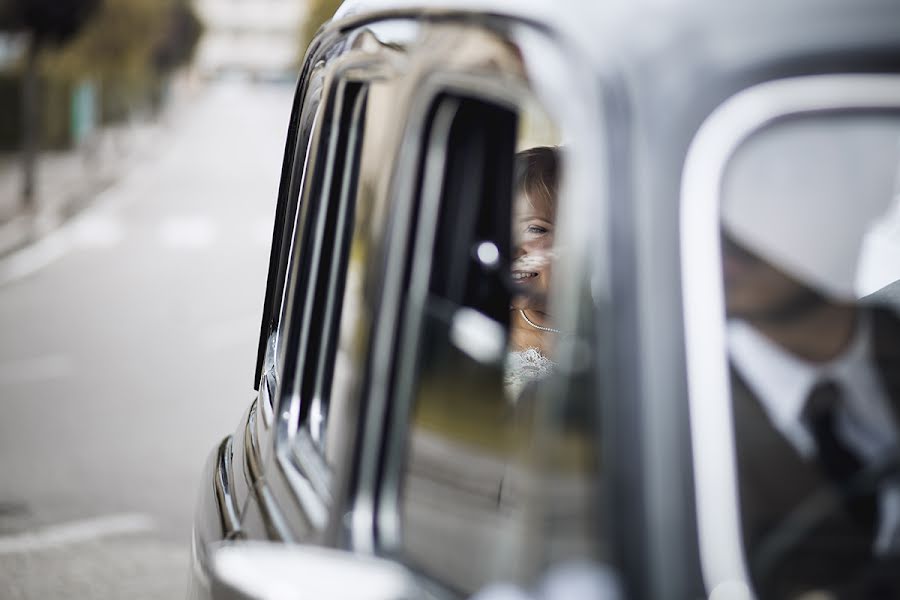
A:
[{"xmin": 21, "ymin": 34, "xmax": 39, "ymax": 212}]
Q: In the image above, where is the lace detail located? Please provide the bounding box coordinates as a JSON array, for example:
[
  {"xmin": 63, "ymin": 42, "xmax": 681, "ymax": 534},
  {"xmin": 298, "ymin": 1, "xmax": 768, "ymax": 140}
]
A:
[{"xmin": 504, "ymin": 347, "xmax": 555, "ymax": 401}]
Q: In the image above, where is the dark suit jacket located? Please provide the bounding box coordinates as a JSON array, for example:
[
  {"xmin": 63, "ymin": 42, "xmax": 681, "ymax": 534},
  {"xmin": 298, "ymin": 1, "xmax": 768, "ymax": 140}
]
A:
[{"xmin": 731, "ymin": 307, "xmax": 900, "ymax": 599}]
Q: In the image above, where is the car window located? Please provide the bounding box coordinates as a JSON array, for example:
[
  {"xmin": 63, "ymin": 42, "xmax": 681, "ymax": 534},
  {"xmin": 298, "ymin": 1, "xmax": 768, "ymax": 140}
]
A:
[
  {"xmin": 376, "ymin": 81, "xmax": 605, "ymax": 593},
  {"xmin": 254, "ymin": 63, "xmax": 325, "ymax": 402},
  {"xmin": 268, "ymin": 20, "xmax": 608, "ymax": 585},
  {"xmin": 272, "ymin": 21, "xmax": 423, "ymax": 516},
  {"xmin": 269, "ymin": 74, "xmax": 370, "ymax": 454},
  {"xmin": 274, "ymin": 81, "xmax": 324, "ymax": 370},
  {"xmin": 716, "ymin": 109, "xmax": 900, "ymax": 598},
  {"xmin": 291, "ymin": 81, "xmax": 368, "ymax": 449},
  {"xmin": 314, "ymin": 73, "xmax": 398, "ymax": 469}
]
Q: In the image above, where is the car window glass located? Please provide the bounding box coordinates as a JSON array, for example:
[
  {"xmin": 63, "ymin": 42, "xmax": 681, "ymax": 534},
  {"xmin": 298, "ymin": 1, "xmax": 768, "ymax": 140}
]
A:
[
  {"xmin": 289, "ymin": 80, "xmax": 368, "ymax": 445},
  {"xmin": 275, "ymin": 108, "xmax": 320, "ymax": 362},
  {"xmin": 383, "ymin": 86, "xmax": 604, "ymax": 594},
  {"xmin": 282, "ymin": 21, "xmax": 421, "ymax": 480},
  {"xmin": 316, "ymin": 77, "xmax": 392, "ymax": 468},
  {"xmin": 255, "ymin": 63, "xmax": 325, "ymax": 399},
  {"xmin": 719, "ymin": 112, "xmax": 900, "ymax": 598}
]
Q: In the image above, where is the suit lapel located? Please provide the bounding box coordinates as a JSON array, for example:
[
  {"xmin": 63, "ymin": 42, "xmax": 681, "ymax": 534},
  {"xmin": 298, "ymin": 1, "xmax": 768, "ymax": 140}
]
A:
[
  {"xmin": 730, "ymin": 370, "xmax": 825, "ymax": 548},
  {"xmin": 871, "ymin": 307, "xmax": 900, "ymax": 432}
]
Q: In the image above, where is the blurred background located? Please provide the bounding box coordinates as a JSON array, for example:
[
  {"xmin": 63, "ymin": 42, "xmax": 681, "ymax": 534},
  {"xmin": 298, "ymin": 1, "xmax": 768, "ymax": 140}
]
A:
[{"xmin": 0, "ymin": 0, "xmax": 339, "ymax": 597}]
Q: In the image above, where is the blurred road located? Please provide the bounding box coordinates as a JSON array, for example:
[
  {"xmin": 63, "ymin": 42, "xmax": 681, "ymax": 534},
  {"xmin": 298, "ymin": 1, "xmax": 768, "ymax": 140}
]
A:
[{"xmin": 0, "ymin": 80, "xmax": 293, "ymax": 599}]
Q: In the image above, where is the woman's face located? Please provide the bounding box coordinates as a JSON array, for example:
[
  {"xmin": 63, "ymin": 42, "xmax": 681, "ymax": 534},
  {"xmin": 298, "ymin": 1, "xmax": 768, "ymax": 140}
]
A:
[{"xmin": 512, "ymin": 190, "xmax": 556, "ymax": 310}]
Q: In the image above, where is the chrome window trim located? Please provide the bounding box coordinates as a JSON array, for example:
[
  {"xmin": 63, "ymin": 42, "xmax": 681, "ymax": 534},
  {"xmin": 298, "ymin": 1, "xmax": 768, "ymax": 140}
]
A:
[
  {"xmin": 244, "ymin": 400, "xmax": 294, "ymax": 542},
  {"xmin": 347, "ymin": 74, "xmax": 454, "ymax": 554},
  {"xmin": 365, "ymin": 74, "xmax": 525, "ymax": 553},
  {"xmin": 277, "ymin": 61, "xmax": 391, "ymax": 446},
  {"xmin": 308, "ymin": 85, "xmax": 369, "ymax": 450},
  {"xmin": 277, "ymin": 432, "xmax": 331, "ymax": 530},
  {"xmin": 680, "ymin": 74, "xmax": 900, "ymax": 598},
  {"xmin": 213, "ymin": 436, "xmax": 242, "ymax": 540},
  {"xmin": 348, "ymin": 70, "xmax": 521, "ymax": 553},
  {"xmin": 285, "ymin": 76, "xmax": 357, "ymax": 434},
  {"xmin": 372, "ymin": 95, "xmax": 460, "ymax": 551},
  {"xmin": 274, "ymin": 105, "xmax": 321, "ymax": 374},
  {"xmin": 255, "ymin": 60, "xmax": 326, "ymax": 392},
  {"xmin": 271, "ymin": 50, "xmax": 393, "ymax": 537}
]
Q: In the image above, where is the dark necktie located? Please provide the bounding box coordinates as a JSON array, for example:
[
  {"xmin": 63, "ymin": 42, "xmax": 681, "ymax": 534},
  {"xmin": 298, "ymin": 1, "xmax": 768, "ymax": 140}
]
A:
[{"xmin": 802, "ymin": 380, "xmax": 878, "ymax": 536}]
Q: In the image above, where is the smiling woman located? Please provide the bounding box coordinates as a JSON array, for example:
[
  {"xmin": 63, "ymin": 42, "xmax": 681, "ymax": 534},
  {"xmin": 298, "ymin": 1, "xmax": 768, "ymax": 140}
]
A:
[{"xmin": 507, "ymin": 145, "xmax": 563, "ymax": 400}]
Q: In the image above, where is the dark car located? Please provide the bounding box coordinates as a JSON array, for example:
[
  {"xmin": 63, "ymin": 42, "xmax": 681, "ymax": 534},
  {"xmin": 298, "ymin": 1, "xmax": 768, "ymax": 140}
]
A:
[{"xmin": 190, "ymin": 0, "xmax": 900, "ymax": 598}]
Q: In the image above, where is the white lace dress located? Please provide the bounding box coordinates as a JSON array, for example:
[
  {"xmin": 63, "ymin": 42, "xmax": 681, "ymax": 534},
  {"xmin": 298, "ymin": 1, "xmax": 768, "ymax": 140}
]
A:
[{"xmin": 504, "ymin": 347, "xmax": 556, "ymax": 401}]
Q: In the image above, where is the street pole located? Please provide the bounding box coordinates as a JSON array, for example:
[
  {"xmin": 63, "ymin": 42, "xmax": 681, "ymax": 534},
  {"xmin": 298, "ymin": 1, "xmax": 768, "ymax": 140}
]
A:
[{"xmin": 21, "ymin": 32, "xmax": 38, "ymax": 213}]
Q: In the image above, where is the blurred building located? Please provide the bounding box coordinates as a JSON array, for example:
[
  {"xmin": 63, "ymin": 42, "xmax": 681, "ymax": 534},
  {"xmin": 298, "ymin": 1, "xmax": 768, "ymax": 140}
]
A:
[{"xmin": 193, "ymin": 0, "xmax": 306, "ymax": 81}]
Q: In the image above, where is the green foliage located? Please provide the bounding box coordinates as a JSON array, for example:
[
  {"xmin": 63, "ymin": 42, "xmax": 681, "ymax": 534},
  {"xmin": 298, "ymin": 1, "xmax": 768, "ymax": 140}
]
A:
[
  {"xmin": 34, "ymin": 0, "xmax": 202, "ymax": 124},
  {"xmin": 153, "ymin": 2, "xmax": 203, "ymax": 73},
  {"xmin": 18, "ymin": 0, "xmax": 101, "ymax": 45},
  {"xmin": 39, "ymin": 0, "xmax": 201, "ymax": 78},
  {"xmin": 41, "ymin": 0, "xmax": 172, "ymax": 80}
]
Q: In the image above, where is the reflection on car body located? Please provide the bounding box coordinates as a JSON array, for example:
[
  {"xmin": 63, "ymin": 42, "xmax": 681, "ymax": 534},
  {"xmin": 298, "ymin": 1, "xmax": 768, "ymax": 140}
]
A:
[{"xmin": 189, "ymin": 1, "xmax": 900, "ymax": 599}]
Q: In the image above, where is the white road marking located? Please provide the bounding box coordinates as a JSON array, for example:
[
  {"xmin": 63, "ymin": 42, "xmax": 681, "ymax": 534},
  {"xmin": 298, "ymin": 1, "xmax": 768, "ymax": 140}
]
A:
[
  {"xmin": 0, "ymin": 195, "xmax": 127, "ymax": 286},
  {"xmin": 70, "ymin": 214, "xmax": 125, "ymax": 248},
  {"xmin": 0, "ymin": 354, "xmax": 74, "ymax": 384},
  {"xmin": 0, "ymin": 513, "xmax": 156, "ymax": 554},
  {"xmin": 159, "ymin": 216, "xmax": 217, "ymax": 248}
]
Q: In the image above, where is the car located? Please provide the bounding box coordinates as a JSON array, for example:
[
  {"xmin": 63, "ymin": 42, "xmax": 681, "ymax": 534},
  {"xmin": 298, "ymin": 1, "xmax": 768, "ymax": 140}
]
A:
[{"xmin": 189, "ymin": 0, "xmax": 900, "ymax": 598}]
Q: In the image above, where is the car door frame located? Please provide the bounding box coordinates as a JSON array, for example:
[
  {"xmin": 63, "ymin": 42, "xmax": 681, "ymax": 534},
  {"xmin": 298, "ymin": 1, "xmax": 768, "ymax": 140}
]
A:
[{"xmin": 245, "ymin": 23, "xmax": 422, "ymax": 547}]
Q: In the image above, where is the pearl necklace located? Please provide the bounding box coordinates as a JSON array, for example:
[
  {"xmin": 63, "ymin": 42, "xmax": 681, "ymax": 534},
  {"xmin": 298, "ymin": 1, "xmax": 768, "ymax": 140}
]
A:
[{"xmin": 518, "ymin": 309, "xmax": 560, "ymax": 334}]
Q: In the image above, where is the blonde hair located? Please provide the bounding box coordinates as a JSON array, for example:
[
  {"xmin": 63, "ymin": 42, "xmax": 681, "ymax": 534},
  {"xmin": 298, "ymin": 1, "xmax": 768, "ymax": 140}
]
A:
[{"xmin": 514, "ymin": 146, "xmax": 560, "ymax": 214}]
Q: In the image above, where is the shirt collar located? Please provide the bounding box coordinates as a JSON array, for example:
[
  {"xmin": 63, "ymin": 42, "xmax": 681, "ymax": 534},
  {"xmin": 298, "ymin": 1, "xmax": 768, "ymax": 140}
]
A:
[{"xmin": 728, "ymin": 319, "xmax": 819, "ymax": 453}]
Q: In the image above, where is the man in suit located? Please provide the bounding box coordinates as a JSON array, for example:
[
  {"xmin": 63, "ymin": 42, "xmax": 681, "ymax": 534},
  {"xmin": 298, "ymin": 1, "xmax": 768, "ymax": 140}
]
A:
[
  {"xmin": 720, "ymin": 117, "xmax": 900, "ymax": 598},
  {"xmin": 725, "ymin": 234, "xmax": 900, "ymax": 598}
]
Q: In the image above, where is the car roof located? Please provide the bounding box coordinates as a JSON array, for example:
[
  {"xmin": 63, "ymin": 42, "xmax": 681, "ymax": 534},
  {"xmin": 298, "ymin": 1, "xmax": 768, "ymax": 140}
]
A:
[
  {"xmin": 331, "ymin": 0, "xmax": 658, "ymax": 59},
  {"xmin": 329, "ymin": 0, "xmax": 900, "ymax": 67}
]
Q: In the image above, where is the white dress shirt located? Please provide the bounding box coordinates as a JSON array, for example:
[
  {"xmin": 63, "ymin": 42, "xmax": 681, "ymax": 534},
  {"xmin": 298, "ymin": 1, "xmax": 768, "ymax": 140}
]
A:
[{"xmin": 728, "ymin": 315, "xmax": 900, "ymax": 555}]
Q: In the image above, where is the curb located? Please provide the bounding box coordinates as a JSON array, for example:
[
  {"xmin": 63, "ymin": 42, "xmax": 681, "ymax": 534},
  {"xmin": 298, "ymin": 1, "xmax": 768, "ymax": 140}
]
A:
[
  {"xmin": 0, "ymin": 214, "xmax": 34, "ymax": 259},
  {"xmin": 0, "ymin": 122, "xmax": 162, "ymax": 285}
]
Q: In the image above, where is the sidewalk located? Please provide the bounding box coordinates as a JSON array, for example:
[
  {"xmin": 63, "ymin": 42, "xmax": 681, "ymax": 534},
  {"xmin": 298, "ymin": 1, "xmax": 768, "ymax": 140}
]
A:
[{"xmin": 0, "ymin": 120, "xmax": 161, "ymax": 259}]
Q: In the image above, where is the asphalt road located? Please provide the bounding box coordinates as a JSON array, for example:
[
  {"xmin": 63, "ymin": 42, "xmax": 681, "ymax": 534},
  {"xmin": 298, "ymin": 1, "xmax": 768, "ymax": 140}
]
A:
[{"xmin": 0, "ymin": 80, "xmax": 293, "ymax": 599}]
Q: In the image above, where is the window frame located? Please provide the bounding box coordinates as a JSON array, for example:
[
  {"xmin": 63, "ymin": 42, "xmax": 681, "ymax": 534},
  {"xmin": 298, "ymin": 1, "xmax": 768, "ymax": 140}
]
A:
[
  {"xmin": 304, "ymin": 82, "xmax": 369, "ymax": 449},
  {"xmin": 382, "ymin": 88, "xmax": 520, "ymax": 593},
  {"xmin": 269, "ymin": 54, "xmax": 390, "ymax": 530},
  {"xmin": 345, "ymin": 71, "xmax": 530, "ymax": 561},
  {"xmin": 254, "ymin": 60, "xmax": 328, "ymax": 397},
  {"xmin": 680, "ymin": 73, "xmax": 900, "ymax": 598},
  {"xmin": 318, "ymin": 24, "xmax": 612, "ymax": 581},
  {"xmin": 281, "ymin": 77, "xmax": 369, "ymax": 436}
]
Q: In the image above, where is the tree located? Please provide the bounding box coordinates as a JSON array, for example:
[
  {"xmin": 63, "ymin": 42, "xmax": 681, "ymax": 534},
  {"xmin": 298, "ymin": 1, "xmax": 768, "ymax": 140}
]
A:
[
  {"xmin": 9, "ymin": 0, "xmax": 101, "ymax": 210},
  {"xmin": 153, "ymin": 2, "xmax": 203, "ymax": 74},
  {"xmin": 18, "ymin": 0, "xmax": 101, "ymax": 44},
  {"xmin": 42, "ymin": 0, "xmax": 202, "ymax": 120},
  {"xmin": 44, "ymin": 0, "xmax": 177, "ymax": 80}
]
